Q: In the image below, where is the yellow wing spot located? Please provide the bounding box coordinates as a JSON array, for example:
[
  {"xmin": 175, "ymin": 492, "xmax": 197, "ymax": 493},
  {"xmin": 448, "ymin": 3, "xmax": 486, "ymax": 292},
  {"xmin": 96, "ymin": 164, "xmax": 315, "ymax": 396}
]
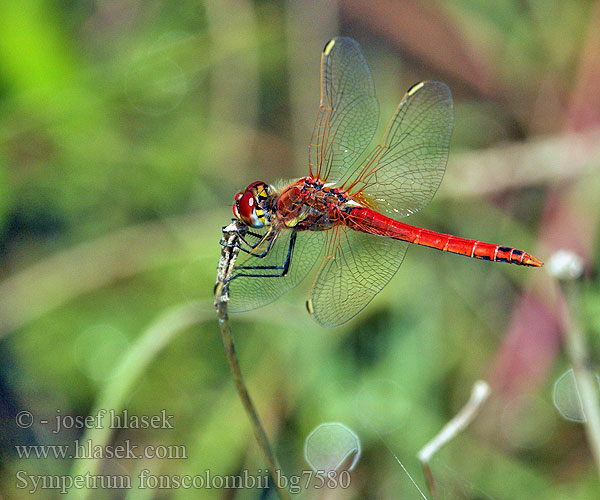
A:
[
  {"xmin": 407, "ymin": 81, "xmax": 425, "ymax": 96},
  {"xmin": 306, "ymin": 299, "xmax": 314, "ymax": 314},
  {"xmin": 323, "ymin": 39, "xmax": 336, "ymax": 56}
]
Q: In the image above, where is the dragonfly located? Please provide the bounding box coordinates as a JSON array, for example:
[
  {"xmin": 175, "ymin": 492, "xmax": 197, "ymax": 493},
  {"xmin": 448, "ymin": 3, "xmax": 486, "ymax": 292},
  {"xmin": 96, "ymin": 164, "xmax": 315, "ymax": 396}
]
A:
[{"xmin": 223, "ymin": 37, "xmax": 542, "ymax": 327}]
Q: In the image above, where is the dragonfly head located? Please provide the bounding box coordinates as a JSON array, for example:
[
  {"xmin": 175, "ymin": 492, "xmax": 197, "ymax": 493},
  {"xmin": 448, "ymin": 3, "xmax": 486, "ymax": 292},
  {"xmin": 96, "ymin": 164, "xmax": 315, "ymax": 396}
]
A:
[{"xmin": 233, "ymin": 181, "xmax": 273, "ymax": 228}]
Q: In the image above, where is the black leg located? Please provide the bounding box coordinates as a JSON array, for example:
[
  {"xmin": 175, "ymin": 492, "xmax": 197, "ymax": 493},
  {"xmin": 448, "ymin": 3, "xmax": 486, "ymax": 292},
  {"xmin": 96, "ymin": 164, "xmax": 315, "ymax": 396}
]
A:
[
  {"xmin": 220, "ymin": 229, "xmax": 274, "ymax": 257},
  {"xmin": 230, "ymin": 232, "xmax": 296, "ymax": 280},
  {"xmin": 222, "ymin": 223, "xmax": 261, "ymax": 239}
]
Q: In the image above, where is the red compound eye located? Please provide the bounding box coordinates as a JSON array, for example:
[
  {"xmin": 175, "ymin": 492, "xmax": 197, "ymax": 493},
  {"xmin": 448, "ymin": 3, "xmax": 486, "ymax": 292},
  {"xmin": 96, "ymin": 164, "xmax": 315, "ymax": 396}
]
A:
[
  {"xmin": 233, "ymin": 190, "xmax": 257, "ymax": 226},
  {"xmin": 233, "ymin": 192, "xmax": 243, "ymax": 219},
  {"xmin": 232, "ymin": 192, "xmax": 242, "ymax": 219},
  {"xmin": 237, "ymin": 191, "xmax": 255, "ymax": 223}
]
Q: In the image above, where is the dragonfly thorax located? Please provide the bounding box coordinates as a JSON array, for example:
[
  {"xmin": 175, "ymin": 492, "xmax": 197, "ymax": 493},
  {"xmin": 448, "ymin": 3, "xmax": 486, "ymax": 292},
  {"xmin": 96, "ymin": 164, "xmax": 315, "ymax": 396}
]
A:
[
  {"xmin": 233, "ymin": 181, "xmax": 276, "ymax": 228},
  {"xmin": 276, "ymin": 177, "xmax": 351, "ymax": 230}
]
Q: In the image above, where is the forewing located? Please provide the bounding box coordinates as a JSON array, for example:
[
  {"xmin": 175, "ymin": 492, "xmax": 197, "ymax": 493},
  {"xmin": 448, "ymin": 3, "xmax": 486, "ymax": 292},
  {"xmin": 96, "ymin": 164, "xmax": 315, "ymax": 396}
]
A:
[
  {"xmin": 228, "ymin": 227, "xmax": 324, "ymax": 313},
  {"xmin": 307, "ymin": 227, "xmax": 409, "ymax": 327},
  {"xmin": 351, "ymin": 81, "xmax": 454, "ymax": 217},
  {"xmin": 310, "ymin": 37, "xmax": 379, "ymax": 182}
]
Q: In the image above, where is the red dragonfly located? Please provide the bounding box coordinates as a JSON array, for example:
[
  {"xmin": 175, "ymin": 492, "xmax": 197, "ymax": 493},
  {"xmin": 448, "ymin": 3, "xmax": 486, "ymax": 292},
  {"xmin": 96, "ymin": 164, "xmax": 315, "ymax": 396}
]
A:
[{"xmin": 225, "ymin": 37, "xmax": 542, "ymax": 327}]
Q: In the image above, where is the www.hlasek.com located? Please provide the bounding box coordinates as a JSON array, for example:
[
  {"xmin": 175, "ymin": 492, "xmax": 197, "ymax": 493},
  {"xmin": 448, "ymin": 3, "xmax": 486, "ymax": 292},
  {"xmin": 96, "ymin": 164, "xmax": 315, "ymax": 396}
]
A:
[
  {"xmin": 16, "ymin": 469, "xmax": 352, "ymax": 494},
  {"xmin": 15, "ymin": 439, "xmax": 187, "ymax": 460}
]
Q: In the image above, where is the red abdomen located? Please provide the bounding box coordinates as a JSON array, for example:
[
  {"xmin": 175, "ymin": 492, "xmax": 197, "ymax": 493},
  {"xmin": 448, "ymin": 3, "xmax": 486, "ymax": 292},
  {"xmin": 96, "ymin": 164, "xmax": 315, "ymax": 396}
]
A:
[{"xmin": 346, "ymin": 207, "xmax": 543, "ymax": 267}]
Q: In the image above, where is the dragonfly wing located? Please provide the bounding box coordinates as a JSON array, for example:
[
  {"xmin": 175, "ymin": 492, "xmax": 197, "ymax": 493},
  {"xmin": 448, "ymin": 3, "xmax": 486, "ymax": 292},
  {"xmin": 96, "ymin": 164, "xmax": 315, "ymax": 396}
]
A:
[
  {"xmin": 310, "ymin": 37, "xmax": 379, "ymax": 183},
  {"xmin": 228, "ymin": 227, "xmax": 324, "ymax": 314},
  {"xmin": 352, "ymin": 81, "xmax": 454, "ymax": 217},
  {"xmin": 307, "ymin": 228, "xmax": 409, "ymax": 327}
]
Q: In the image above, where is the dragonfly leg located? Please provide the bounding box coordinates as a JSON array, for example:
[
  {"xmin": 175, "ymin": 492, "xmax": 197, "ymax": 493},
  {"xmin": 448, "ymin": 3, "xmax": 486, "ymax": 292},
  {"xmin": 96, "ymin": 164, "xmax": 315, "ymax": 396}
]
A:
[
  {"xmin": 220, "ymin": 230, "xmax": 270, "ymax": 256},
  {"xmin": 221, "ymin": 223, "xmax": 263, "ymax": 240},
  {"xmin": 230, "ymin": 232, "xmax": 296, "ymax": 279}
]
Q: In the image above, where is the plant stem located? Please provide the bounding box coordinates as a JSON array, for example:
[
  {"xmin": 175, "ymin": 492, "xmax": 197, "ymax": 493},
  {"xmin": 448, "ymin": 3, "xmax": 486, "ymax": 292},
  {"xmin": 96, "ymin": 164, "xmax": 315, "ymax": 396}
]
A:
[
  {"xmin": 417, "ymin": 380, "xmax": 491, "ymax": 499},
  {"xmin": 562, "ymin": 281, "xmax": 600, "ymax": 476},
  {"xmin": 214, "ymin": 222, "xmax": 292, "ymax": 500}
]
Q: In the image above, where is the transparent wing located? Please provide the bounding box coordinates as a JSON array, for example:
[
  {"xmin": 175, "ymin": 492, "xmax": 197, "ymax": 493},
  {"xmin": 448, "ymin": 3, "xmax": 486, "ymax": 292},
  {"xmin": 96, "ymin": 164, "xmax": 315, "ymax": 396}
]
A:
[
  {"xmin": 228, "ymin": 227, "xmax": 324, "ymax": 313},
  {"xmin": 307, "ymin": 227, "xmax": 409, "ymax": 327},
  {"xmin": 349, "ymin": 81, "xmax": 454, "ymax": 218},
  {"xmin": 310, "ymin": 37, "xmax": 379, "ymax": 182}
]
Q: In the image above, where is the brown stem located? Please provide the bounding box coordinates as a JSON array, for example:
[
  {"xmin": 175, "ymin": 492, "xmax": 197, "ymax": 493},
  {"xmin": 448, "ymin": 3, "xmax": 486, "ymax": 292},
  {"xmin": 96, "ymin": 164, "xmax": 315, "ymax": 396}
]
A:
[
  {"xmin": 561, "ymin": 281, "xmax": 600, "ymax": 477},
  {"xmin": 418, "ymin": 380, "xmax": 491, "ymax": 499},
  {"xmin": 214, "ymin": 221, "xmax": 292, "ymax": 500}
]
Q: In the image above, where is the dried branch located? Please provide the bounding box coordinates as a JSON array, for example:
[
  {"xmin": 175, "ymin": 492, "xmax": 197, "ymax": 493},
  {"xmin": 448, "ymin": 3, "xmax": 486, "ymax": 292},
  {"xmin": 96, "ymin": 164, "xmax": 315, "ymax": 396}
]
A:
[
  {"xmin": 214, "ymin": 221, "xmax": 292, "ymax": 500},
  {"xmin": 440, "ymin": 128, "xmax": 600, "ymax": 199},
  {"xmin": 418, "ymin": 380, "xmax": 491, "ymax": 499},
  {"xmin": 548, "ymin": 251, "xmax": 600, "ymax": 476},
  {"xmin": 562, "ymin": 283, "xmax": 600, "ymax": 477}
]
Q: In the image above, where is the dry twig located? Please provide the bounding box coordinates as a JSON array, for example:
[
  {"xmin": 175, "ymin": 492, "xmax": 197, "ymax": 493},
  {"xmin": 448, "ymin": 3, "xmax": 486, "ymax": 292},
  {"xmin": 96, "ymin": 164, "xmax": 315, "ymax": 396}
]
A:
[
  {"xmin": 418, "ymin": 380, "xmax": 491, "ymax": 499},
  {"xmin": 214, "ymin": 221, "xmax": 292, "ymax": 500}
]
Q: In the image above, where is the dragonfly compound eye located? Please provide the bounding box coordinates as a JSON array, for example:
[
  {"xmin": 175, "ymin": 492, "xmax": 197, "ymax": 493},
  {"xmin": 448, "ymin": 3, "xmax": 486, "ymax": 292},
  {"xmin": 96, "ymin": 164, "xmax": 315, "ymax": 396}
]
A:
[
  {"xmin": 232, "ymin": 192, "xmax": 243, "ymax": 220},
  {"xmin": 235, "ymin": 190, "xmax": 266, "ymax": 228}
]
